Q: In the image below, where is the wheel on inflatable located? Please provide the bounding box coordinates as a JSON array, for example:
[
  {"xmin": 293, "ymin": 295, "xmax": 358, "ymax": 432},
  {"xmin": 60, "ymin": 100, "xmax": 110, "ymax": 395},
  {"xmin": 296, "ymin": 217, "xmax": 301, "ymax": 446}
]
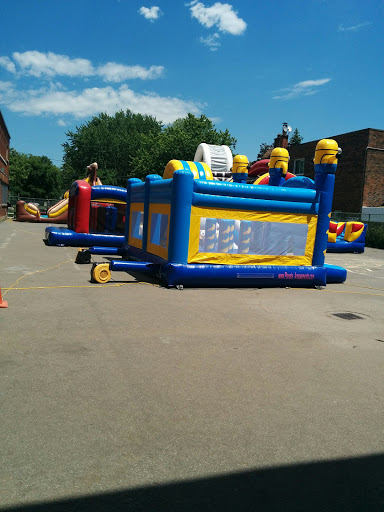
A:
[{"xmin": 91, "ymin": 263, "xmax": 111, "ymax": 284}]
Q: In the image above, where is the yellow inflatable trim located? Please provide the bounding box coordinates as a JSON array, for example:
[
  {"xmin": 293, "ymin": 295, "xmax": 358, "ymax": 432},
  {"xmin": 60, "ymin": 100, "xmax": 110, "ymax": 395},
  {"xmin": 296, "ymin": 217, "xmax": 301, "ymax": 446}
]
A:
[
  {"xmin": 254, "ymin": 172, "xmax": 269, "ymax": 185},
  {"xmin": 163, "ymin": 160, "xmax": 213, "ymax": 180},
  {"xmin": 91, "ymin": 198, "xmax": 126, "ymax": 205},
  {"xmin": 344, "ymin": 222, "xmax": 364, "ymax": 242}
]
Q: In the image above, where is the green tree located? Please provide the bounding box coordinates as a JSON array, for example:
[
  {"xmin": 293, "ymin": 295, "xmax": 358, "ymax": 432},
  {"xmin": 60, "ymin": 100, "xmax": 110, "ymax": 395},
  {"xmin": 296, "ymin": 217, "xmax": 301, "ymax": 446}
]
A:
[
  {"xmin": 60, "ymin": 162, "xmax": 81, "ymax": 191},
  {"xmin": 257, "ymin": 143, "xmax": 273, "ymax": 160},
  {"xmin": 131, "ymin": 113, "xmax": 237, "ymax": 179},
  {"xmin": 288, "ymin": 128, "xmax": 304, "ymax": 147},
  {"xmin": 9, "ymin": 148, "xmax": 62, "ymax": 198},
  {"xmin": 62, "ymin": 111, "xmax": 237, "ymax": 184},
  {"xmin": 62, "ymin": 110, "xmax": 163, "ymax": 187}
]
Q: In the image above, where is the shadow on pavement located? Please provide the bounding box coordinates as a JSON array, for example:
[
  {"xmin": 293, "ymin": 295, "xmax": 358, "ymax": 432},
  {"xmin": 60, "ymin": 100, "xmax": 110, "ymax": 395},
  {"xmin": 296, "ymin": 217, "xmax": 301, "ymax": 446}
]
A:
[{"xmin": 3, "ymin": 453, "xmax": 384, "ymax": 511}]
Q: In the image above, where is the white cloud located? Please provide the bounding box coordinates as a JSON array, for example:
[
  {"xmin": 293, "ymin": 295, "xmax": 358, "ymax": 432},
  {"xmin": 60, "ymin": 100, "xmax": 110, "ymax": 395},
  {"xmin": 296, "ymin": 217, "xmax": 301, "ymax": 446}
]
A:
[
  {"xmin": 0, "ymin": 56, "xmax": 16, "ymax": 74},
  {"xmin": 273, "ymin": 78, "xmax": 331, "ymax": 100},
  {"xmin": 0, "ymin": 81, "xmax": 14, "ymax": 92},
  {"xmin": 97, "ymin": 62, "xmax": 165, "ymax": 82},
  {"xmin": 338, "ymin": 21, "xmax": 371, "ymax": 32},
  {"xmin": 189, "ymin": 1, "xmax": 246, "ymax": 35},
  {"xmin": 0, "ymin": 51, "xmax": 201, "ymax": 124},
  {"xmin": 0, "ymin": 83, "xmax": 202, "ymax": 124},
  {"xmin": 3, "ymin": 51, "xmax": 164, "ymax": 83},
  {"xmin": 200, "ymin": 33, "xmax": 221, "ymax": 51},
  {"xmin": 13, "ymin": 51, "xmax": 95, "ymax": 77},
  {"xmin": 139, "ymin": 6, "xmax": 162, "ymax": 21}
]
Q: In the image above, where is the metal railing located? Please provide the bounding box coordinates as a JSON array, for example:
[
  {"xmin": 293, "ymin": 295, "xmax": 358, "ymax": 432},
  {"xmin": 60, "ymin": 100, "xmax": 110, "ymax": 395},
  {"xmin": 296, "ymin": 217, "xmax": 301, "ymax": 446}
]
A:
[
  {"xmin": 331, "ymin": 211, "xmax": 384, "ymax": 223},
  {"xmin": 331, "ymin": 211, "xmax": 362, "ymax": 222}
]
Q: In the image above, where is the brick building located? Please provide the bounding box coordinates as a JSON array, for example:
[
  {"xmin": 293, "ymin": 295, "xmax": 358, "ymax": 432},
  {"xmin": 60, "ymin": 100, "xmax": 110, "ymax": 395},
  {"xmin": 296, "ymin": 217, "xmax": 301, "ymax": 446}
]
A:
[
  {"xmin": 0, "ymin": 111, "xmax": 10, "ymax": 220},
  {"xmin": 287, "ymin": 128, "xmax": 384, "ymax": 213}
]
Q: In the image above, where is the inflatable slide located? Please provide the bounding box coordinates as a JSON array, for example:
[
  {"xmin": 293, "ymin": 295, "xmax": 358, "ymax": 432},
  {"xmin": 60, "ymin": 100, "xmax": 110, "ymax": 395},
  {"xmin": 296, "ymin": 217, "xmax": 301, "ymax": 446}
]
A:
[
  {"xmin": 16, "ymin": 194, "xmax": 69, "ymax": 223},
  {"xmin": 15, "ymin": 162, "xmax": 102, "ymax": 224}
]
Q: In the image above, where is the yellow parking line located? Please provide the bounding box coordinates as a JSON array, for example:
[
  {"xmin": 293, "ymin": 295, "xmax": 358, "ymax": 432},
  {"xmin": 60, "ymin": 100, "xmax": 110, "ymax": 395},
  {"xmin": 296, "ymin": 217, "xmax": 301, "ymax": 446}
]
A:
[
  {"xmin": 296, "ymin": 288, "xmax": 384, "ymax": 297},
  {"xmin": 2, "ymin": 282, "xmax": 156, "ymax": 292},
  {"xmin": 2, "ymin": 260, "xmax": 73, "ymax": 297},
  {"xmin": 343, "ymin": 283, "xmax": 384, "ymax": 292}
]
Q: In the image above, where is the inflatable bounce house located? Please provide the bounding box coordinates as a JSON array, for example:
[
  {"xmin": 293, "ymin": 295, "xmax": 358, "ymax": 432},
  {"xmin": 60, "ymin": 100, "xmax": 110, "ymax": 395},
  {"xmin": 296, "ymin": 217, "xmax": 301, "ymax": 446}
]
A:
[
  {"xmin": 86, "ymin": 139, "xmax": 347, "ymax": 289},
  {"xmin": 45, "ymin": 163, "xmax": 127, "ymax": 247},
  {"xmin": 327, "ymin": 220, "xmax": 367, "ymax": 253}
]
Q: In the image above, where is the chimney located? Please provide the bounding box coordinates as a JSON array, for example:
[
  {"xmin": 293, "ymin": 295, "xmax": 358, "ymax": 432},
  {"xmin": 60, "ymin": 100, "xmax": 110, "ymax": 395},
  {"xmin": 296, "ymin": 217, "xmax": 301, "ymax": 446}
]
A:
[{"xmin": 273, "ymin": 122, "xmax": 289, "ymax": 148}]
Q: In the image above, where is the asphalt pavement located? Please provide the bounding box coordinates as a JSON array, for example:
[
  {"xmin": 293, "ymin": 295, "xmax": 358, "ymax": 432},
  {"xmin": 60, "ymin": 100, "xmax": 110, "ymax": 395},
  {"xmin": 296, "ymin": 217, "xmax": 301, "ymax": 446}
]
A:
[{"xmin": 1, "ymin": 220, "xmax": 383, "ymax": 511}]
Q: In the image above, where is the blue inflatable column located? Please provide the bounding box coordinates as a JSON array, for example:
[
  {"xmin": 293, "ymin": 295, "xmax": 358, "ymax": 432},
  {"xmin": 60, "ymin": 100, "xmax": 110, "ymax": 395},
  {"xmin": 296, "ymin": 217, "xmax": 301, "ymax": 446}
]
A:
[
  {"xmin": 143, "ymin": 174, "xmax": 163, "ymax": 252},
  {"xmin": 269, "ymin": 167, "xmax": 285, "ymax": 187},
  {"xmin": 125, "ymin": 178, "xmax": 142, "ymax": 242},
  {"xmin": 312, "ymin": 139, "xmax": 340, "ymax": 266},
  {"xmin": 168, "ymin": 170, "xmax": 194, "ymax": 264}
]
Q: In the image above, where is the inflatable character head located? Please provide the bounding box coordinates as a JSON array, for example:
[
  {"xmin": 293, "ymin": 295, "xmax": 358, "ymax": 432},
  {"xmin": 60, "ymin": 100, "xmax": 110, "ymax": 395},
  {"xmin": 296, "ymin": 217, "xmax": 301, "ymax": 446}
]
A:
[
  {"xmin": 268, "ymin": 147, "xmax": 290, "ymax": 175},
  {"xmin": 314, "ymin": 139, "xmax": 341, "ymax": 165}
]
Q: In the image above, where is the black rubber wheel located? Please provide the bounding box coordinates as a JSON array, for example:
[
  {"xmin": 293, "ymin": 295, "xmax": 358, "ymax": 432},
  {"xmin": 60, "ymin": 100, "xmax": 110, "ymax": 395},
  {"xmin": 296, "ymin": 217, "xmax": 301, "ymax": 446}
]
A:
[{"xmin": 75, "ymin": 249, "xmax": 91, "ymax": 264}]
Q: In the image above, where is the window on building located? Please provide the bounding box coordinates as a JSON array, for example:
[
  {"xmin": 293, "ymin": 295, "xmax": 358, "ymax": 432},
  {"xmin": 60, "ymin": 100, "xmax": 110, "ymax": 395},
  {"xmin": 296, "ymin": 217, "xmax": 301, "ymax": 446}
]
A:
[
  {"xmin": 294, "ymin": 158, "xmax": 305, "ymax": 175},
  {"xmin": 2, "ymin": 183, "xmax": 9, "ymax": 206}
]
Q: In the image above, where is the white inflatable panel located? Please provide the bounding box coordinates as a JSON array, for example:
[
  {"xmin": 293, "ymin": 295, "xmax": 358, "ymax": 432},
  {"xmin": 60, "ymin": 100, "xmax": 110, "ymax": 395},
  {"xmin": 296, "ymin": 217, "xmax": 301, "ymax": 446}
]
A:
[{"xmin": 194, "ymin": 143, "xmax": 233, "ymax": 174}]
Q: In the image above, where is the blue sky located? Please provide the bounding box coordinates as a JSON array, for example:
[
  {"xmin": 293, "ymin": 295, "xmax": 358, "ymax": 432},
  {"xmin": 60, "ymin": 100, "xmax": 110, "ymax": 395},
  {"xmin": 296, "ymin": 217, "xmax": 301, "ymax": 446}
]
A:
[{"xmin": 1, "ymin": 0, "xmax": 383, "ymax": 166}]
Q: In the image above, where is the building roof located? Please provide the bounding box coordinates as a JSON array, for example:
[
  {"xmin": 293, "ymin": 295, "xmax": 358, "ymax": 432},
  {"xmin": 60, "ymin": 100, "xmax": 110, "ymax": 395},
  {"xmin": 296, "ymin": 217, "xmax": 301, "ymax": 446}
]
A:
[{"xmin": 295, "ymin": 128, "xmax": 383, "ymax": 147}]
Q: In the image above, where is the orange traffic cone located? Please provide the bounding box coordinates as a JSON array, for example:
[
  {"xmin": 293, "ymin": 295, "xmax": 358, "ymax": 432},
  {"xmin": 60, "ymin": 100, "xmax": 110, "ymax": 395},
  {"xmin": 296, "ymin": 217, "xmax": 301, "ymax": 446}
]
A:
[{"xmin": 0, "ymin": 287, "xmax": 8, "ymax": 308}]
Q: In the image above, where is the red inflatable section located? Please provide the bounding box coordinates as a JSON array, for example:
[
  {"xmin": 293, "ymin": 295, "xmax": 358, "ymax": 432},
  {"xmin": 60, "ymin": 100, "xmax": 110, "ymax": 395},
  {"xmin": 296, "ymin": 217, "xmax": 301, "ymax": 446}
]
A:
[
  {"xmin": 329, "ymin": 221, "xmax": 346, "ymax": 236},
  {"xmin": 352, "ymin": 222, "xmax": 364, "ymax": 233},
  {"xmin": 248, "ymin": 159, "xmax": 269, "ymax": 177},
  {"xmin": 68, "ymin": 181, "xmax": 92, "ymax": 233},
  {"xmin": 255, "ymin": 172, "xmax": 296, "ymax": 185},
  {"xmin": 329, "ymin": 221, "xmax": 338, "ymax": 233},
  {"xmin": 336, "ymin": 222, "xmax": 345, "ymax": 235}
]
